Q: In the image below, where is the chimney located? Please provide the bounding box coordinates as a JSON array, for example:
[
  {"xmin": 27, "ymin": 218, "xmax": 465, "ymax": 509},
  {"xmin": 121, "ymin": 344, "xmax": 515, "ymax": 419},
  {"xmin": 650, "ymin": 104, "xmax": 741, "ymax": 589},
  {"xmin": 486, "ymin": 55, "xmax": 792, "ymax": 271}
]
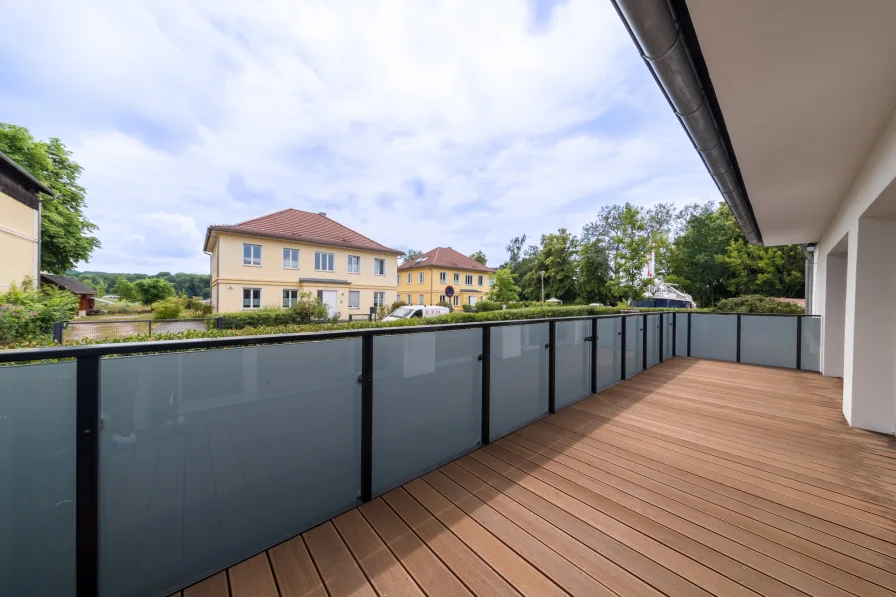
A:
[{"xmin": 318, "ymin": 212, "xmax": 327, "ymax": 217}]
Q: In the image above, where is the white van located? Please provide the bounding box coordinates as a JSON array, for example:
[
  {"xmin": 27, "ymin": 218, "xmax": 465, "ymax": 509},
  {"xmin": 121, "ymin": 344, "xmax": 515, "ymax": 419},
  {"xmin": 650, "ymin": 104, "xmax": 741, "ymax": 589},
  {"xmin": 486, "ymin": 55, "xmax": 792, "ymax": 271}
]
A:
[{"xmin": 381, "ymin": 305, "xmax": 450, "ymax": 321}]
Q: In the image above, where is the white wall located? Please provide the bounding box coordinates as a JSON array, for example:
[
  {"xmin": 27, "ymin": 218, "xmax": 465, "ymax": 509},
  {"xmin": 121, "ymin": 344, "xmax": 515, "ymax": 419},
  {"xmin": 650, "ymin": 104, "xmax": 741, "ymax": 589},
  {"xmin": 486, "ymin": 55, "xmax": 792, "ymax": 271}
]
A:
[{"xmin": 813, "ymin": 105, "xmax": 896, "ymax": 434}]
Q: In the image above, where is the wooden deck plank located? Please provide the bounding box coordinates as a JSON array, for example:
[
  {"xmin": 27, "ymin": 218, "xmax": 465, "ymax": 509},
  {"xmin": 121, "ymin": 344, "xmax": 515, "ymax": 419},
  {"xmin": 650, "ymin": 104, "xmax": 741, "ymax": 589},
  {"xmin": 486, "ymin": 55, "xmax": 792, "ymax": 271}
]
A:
[
  {"xmin": 268, "ymin": 536, "xmax": 328, "ymax": 597},
  {"xmin": 228, "ymin": 553, "xmax": 279, "ymax": 597},
  {"xmin": 204, "ymin": 358, "xmax": 896, "ymax": 597},
  {"xmin": 303, "ymin": 521, "xmax": 377, "ymax": 597},
  {"xmin": 182, "ymin": 571, "xmax": 228, "ymax": 597},
  {"xmin": 382, "ymin": 487, "xmax": 522, "ymax": 597},
  {"xmin": 358, "ymin": 497, "xmax": 473, "ymax": 597},
  {"xmin": 332, "ymin": 508, "xmax": 426, "ymax": 597}
]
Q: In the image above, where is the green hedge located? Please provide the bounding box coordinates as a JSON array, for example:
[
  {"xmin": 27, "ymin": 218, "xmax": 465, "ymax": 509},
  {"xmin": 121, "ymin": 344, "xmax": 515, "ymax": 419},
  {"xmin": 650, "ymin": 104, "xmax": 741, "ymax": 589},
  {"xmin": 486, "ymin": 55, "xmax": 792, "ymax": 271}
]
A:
[
  {"xmin": 715, "ymin": 295, "xmax": 804, "ymax": 314},
  {"xmin": 210, "ymin": 309, "xmax": 315, "ymax": 330}
]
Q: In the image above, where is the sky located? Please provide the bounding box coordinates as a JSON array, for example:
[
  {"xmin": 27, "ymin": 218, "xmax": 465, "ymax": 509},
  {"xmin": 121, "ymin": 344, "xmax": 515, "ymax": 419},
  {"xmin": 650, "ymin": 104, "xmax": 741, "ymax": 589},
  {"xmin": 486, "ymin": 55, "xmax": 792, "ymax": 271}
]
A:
[{"xmin": 0, "ymin": 0, "xmax": 719, "ymax": 274}]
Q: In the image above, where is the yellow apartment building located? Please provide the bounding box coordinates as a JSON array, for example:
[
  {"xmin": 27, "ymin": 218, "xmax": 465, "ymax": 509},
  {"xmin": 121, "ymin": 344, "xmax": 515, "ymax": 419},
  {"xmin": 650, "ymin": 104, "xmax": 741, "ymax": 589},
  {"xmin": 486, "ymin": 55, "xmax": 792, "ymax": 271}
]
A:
[
  {"xmin": 204, "ymin": 209, "xmax": 402, "ymax": 316},
  {"xmin": 0, "ymin": 151, "xmax": 52, "ymax": 291},
  {"xmin": 397, "ymin": 247, "xmax": 495, "ymax": 310}
]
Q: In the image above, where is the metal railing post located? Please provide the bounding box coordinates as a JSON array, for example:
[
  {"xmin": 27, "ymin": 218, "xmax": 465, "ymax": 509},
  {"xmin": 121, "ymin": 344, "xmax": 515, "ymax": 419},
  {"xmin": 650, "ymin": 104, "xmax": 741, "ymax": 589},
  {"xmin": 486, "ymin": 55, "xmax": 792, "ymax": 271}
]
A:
[
  {"xmin": 590, "ymin": 317, "xmax": 598, "ymax": 394},
  {"xmin": 687, "ymin": 312, "xmax": 692, "ymax": 356},
  {"xmin": 53, "ymin": 321, "xmax": 64, "ymax": 344},
  {"xmin": 796, "ymin": 316, "xmax": 802, "ymax": 370},
  {"xmin": 659, "ymin": 313, "xmax": 664, "ymax": 363},
  {"xmin": 76, "ymin": 356, "xmax": 100, "ymax": 597},
  {"xmin": 620, "ymin": 315, "xmax": 627, "ymax": 380},
  {"xmin": 736, "ymin": 314, "xmax": 742, "ymax": 362},
  {"xmin": 672, "ymin": 312, "xmax": 677, "ymax": 355},
  {"xmin": 216, "ymin": 316, "xmax": 224, "ymax": 330},
  {"xmin": 360, "ymin": 335, "xmax": 373, "ymax": 502},
  {"xmin": 642, "ymin": 314, "xmax": 647, "ymax": 371},
  {"xmin": 481, "ymin": 327, "xmax": 491, "ymax": 445},
  {"xmin": 548, "ymin": 320, "xmax": 556, "ymax": 413},
  {"xmin": 147, "ymin": 320, "xmax": 152, "ymax": 337}
]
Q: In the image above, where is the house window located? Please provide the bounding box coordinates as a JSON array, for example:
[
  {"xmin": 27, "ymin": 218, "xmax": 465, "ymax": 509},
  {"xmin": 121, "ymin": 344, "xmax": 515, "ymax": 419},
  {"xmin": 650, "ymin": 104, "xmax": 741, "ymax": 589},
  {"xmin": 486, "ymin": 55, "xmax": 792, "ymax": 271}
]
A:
[
  {"xmin": 453, "ymin": 295, "xmax": 460, "ymax": 306},
  {"xmin": 489, "ymin": 277, "xmax": 495, "ymax": 286},
  {"xmin": 348, "ymin": 290, "xmax": 360, "ymax": 309},
  {"xmin": 453, "ymin": 273, "xmax": 460, "ymax": 283},
  {"xmin": 283, "ymin": 248, "xmax": 299, "ymax": 269},
  {"xmin": 407, "ymin": 273, "xmax": 412, "ymax": 284},
  {"xmin": 314, "ymin": 252, "xmax": 335, "ymax": 271},
  {"xmin": 374, "ymin": 258, "xmax": 385, "ymax": 276},
  {"xmin": 397, "ymin": 274, "xmax": 401, "ymax": 285},
  {"xmin": 478, "ymin": 275, "xmax": 484, "ymax": 286},
  {"xmin": 406, "ymin": 294, "xmax": 412, "ymax": 304},
  {"xmin": 282, "ymin": 289, "xmax": 299, "ymax": 307},
  {"xmin": 243, "ymin": 244, "xmax": 262, "ymax": 266},
  {"xmin": 373, "ymin": 292, "xmax": 385, "ymax": 307},
  {"xmin": 418, "ymin": 294, "xmax": 424, "ymax": 305},
  {"xmin": 347, "ymin": 255, "xmax": 360, "ymax": 274},
  {"xmin": 465, "ymin": 274, "xmax": 473, "ymax": 285},
  {"xmin": 418, "ymin": 272, "xmax": 424, "ymax": 284},
  {"xmin": 440, "ymin": 272, "xmax": 446, "ymax": 284},
  {"xmin": 439, "ymin": 294, "xmax": 446, "ymax": 303},
  {"xmin": 243, "ymin": 288, "xmax": 261, "ymax": 309}
]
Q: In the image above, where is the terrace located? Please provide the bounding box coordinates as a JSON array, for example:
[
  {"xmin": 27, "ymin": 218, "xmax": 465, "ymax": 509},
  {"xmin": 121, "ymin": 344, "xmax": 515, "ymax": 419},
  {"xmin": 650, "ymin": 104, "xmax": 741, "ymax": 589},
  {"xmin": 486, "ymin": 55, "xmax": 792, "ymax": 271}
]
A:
[{"xmin": 7, "ymin": 311, "xmax": 890, "ymax": 597}]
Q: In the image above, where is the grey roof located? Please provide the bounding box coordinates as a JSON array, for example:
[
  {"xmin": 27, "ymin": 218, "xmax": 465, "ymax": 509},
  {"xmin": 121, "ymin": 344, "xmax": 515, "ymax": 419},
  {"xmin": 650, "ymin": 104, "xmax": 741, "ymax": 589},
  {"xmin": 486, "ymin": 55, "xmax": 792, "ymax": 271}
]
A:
[
  {"xmin": 0, "ymin": 150, "xmax": 54, "ymax": 196},
  {"xmin": 299, "ymin": 278, "xmax": 352, "ymax": 285},
  {"xmin": 40, "ymin": 274, "xmax": 96, "ymax": 295}
]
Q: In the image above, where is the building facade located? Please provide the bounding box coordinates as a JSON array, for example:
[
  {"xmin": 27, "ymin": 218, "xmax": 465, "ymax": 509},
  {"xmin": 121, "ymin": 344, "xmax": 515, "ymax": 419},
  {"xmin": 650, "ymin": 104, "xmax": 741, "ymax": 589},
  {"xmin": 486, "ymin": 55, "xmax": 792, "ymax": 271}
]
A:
[
  {"xmin": 0, "ymin": 151, "xmax": 52, "ymax": 292},
  {"xmin": 397, "ymin": 247, "xmax": 495, "ymax": 310},
  {"xmin": 204, "ymin": 209, "xmax": 401, "ymax": 316}
]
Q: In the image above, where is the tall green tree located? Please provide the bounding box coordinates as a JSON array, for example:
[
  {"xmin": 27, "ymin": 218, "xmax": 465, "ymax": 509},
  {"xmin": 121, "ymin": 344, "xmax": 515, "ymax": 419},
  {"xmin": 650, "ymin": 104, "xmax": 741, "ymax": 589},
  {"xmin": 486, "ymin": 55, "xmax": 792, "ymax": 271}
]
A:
[
  {"xmin": 112, "ymin": 278, "xmax": 138, "ymax": 302},
  {"xmin": 468, "ymin": 250, "xmax": 487, "ymax": 266},
  {"xmin": 522, "ymin": 229, "xmax": 579, "ymax": 303},
  {"xmin": 133, "ymin": 278, "xmax": 175, "ymax": 306},
  {"xmin": 402, "ymin": 249, "xmax": 423, "ymax": 263},
  {"xmin": 577, "ymin": 240, "xmax": 612, "ymax": 304},
  {"xmin": 488, "ymin": 267, "xmax": 521, "ymax": 302},
  {"xmin": 0, "ymin": 124, "xmax": 101, "ymax": 272}
]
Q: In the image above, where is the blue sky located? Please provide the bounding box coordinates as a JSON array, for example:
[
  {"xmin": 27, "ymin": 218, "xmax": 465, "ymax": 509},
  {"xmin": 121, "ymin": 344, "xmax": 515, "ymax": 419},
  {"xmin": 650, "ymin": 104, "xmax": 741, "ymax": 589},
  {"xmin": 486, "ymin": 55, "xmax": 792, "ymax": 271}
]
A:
[{"xmin": 0, "ymin": 0, "xmax": 718, "ymax": 274}]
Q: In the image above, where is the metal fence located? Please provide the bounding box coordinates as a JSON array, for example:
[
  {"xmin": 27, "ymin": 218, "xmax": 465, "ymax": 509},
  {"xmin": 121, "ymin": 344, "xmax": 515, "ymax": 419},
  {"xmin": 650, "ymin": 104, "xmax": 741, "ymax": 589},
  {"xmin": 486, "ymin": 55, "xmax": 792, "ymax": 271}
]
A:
[
  {"xmin": 55, "ymin": 318, "xmax": 217, "ymax": 343},
  {"xmin": 0, "ymin": 312, "xmax": 821, "ymax": 597}
]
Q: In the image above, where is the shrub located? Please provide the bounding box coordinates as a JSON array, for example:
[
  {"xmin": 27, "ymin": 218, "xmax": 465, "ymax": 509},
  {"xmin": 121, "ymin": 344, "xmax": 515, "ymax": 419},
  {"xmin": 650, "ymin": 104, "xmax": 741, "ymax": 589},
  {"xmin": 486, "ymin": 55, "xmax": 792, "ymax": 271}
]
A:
[
  {"xmin": 151, "ymin": 297, "xmax": 184, "ymax": 319},
  {"xmin": 0, "ymin": 279, "xmax": 79, "ymax": 344},
  {"xmin": 715, "ymin": 295, "xmax": 804, "ymax": 314},
  {"xmin": 213, "ymin": 291, "xmax": 328, "ymax": 329}
]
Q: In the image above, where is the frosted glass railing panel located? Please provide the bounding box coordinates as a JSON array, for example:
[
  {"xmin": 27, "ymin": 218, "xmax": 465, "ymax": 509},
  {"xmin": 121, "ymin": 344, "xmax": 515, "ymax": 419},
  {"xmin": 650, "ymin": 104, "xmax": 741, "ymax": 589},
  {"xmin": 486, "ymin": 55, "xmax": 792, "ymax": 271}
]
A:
[
  {"xmin": 0, "ymin": 362, "xmax": 76, "ymax": 597},
  {"xmin": 555, "ymin": 320, "xmax": 591, "ymax": 410},
  {"xmin": 663, "ymin": 313, "xmax": 674, "ymax": 360},
  {"xmin": 801, "ymin": 317, "xmax": 821, "ymax": 372},
  {"xmin": 595, "ymin": 317, "xmax": 622, "ymax": 391},
  {"xmin": 372, "ymin": 329, "xmax": 481, "ymax": 495},
  {"xmin": 490, "ymin": 324, "xmax": 549, "ymax": 440},
  {"xmin": 625, "ymin": 316, "xmax": 643, "ymax": 375},
  {"xmin": 99, "ymin": 340, "xmax": 362, "ymax": 597},
  {"xmin": 741, "ymin": 315, "xmax": 797, "ymax": 368},
  {"xmin": 646, "ymin": 314, "xmax": 660, "ymax": 368},
  {"xmin": 690, "ymin": 314, "xmax": 737, "ymax": 361},
  {"xmin": 675, "ymin": 313, "xmax": 688, "ymax": 355}
]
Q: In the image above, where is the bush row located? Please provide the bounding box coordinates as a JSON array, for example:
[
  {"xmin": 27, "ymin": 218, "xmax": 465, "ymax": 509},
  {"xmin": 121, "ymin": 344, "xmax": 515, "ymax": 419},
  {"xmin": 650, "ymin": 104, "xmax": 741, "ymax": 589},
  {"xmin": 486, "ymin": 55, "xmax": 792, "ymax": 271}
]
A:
[{"xmin": 714, "ymin": 295, "xmax": 804, "ymax": 314}]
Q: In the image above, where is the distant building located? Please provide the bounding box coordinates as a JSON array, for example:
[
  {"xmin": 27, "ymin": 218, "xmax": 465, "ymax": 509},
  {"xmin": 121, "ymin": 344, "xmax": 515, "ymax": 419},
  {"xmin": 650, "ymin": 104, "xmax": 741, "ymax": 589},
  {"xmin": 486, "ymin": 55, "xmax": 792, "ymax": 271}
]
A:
[
  {"xmin": 0, "ymin": 150, "xmax": 53, "ymax": 292},
  {"xmin": 204, "ymin": 209, "xmax": 402, "ymax": 315},
  {"xmin": 397, "ymin": 247, "xmax": 495, "ymax": 310},
  {"xmin": 40, "ymin": 273, "xmax": 96, "ymax": 316}
]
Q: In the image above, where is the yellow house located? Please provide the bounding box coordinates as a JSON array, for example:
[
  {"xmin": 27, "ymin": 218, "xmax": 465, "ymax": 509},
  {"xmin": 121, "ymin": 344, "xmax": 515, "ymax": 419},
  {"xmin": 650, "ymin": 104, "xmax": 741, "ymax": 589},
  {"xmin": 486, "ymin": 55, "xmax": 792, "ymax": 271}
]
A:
[
  {"xmin": 0, "ymin": 151, "xmax": 53, "ymax": 292},
  {"xmin": 397, "ymin": 247, "xmax": 495, "ymax": 310},
  {"xmin": 204, "ymin": 209, "xmax": 402, "ymax": 316}
]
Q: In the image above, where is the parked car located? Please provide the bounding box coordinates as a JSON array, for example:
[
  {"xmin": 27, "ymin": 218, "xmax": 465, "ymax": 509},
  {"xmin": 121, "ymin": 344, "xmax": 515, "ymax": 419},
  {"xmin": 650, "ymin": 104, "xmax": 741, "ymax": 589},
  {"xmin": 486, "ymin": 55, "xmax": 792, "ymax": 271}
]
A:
[{"xmin": 381, "ymin": 305, "xmax": 450, "ymax": 321}]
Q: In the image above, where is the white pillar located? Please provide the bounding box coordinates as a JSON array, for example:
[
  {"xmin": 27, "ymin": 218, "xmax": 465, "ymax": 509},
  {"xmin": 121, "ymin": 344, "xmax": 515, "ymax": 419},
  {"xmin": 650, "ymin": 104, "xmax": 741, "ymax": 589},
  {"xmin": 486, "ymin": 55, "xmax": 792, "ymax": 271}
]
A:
[
  {"xmin": 822, "ymin": 251, "xmax": 846, "ymax": 378},
  {"xmin": 844, "ymin": 217, "xmax": 896, "ymax": 434}
]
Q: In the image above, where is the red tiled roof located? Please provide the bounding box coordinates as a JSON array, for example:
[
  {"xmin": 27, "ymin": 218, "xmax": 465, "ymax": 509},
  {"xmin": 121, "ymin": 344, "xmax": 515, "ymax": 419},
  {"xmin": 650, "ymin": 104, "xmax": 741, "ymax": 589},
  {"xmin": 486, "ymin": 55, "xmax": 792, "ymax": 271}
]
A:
[
  {"xmin": 206, "ymin": 208, "xmax": 402, "ymax": 255},
  {"xmin": 398, "ymin": 247, "xmax": 495, "ymax": 272}
]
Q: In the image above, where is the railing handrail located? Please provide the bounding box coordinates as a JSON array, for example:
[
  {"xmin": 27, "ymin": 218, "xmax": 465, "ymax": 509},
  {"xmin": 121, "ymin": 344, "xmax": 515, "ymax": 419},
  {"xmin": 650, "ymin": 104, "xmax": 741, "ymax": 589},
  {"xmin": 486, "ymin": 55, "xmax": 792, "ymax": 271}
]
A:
[
  {"xmin": 8, "ymin": 312, "xmax": 675, "ymax": 362},
  {"xmin": 62, "ymin": 317, "xmax": 212, "ymax": 326}
]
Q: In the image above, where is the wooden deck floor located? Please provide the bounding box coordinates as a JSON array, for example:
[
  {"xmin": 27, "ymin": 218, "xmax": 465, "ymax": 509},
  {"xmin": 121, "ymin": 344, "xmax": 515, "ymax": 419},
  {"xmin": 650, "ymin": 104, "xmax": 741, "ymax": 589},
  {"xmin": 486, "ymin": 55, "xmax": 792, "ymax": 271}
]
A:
[{"xmin": 175, "ymin": 358, "xmax": 896, "ymax": 597}]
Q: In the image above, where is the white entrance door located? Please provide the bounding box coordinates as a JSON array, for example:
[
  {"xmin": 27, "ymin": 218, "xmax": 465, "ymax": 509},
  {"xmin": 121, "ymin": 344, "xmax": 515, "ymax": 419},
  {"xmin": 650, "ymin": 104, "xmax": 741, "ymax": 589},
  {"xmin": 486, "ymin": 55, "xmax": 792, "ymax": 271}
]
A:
[{"xmin": 320, "ymin": 290, "xmax": 338, "ymax": 317}]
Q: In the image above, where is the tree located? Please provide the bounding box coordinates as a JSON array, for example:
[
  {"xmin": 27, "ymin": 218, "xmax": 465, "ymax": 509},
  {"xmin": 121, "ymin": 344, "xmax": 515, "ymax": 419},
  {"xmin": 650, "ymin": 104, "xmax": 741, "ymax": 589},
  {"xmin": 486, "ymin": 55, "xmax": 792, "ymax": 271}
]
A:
[
  {"xmin": 521, "ymin": 229, "xmax": 579, "ymax": 303},
  {"xmin": 134, "ymin": 278, "xmax": 175, "ymax": 306},
  {"xmin": 112, "ymin": 278, "xmax": 138, "ymax": 302},
  {"xmin": 504, "ymin": 235, "xmax": 528, "ymax": 269},
  {"xmin": 577, "ymin": 241, "xmax": 612, "ymax": 304},
  {"xmin": 0, "ymin": 124, "xmax": 101, "ymax": 272},
  {"xmin": 469, "ymin": 250, "xmax": 487, "ymax": 266},
  {"xmin": 721, "ymin": 239, "xmax": 804, "ymax": 298},
  {"xmin": 488, "ymin": 267, "xmax": 521, "ymax": 302},
  {"xmin": 402, "ymin": 249, "xmax": 423, "ymax": 263},
  {"xmin": 601, "ymin": 204, "xmax": 651, "ymax": 303}
]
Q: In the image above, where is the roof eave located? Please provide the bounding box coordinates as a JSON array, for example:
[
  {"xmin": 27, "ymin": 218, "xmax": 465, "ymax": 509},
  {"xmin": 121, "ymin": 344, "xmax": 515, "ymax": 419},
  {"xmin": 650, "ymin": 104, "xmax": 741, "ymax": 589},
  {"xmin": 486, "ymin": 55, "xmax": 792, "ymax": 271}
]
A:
[{"xmin": 209, "ymin": 226, "xmax": 404, "ymax": 256}]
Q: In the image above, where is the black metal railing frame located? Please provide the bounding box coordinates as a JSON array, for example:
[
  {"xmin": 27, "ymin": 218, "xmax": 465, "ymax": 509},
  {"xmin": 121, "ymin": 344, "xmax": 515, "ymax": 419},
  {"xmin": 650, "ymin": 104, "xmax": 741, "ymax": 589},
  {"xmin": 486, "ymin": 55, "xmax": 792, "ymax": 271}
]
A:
[{"xmin": 0, "ymin": 311, "xmax": 821, "ymax": 597}]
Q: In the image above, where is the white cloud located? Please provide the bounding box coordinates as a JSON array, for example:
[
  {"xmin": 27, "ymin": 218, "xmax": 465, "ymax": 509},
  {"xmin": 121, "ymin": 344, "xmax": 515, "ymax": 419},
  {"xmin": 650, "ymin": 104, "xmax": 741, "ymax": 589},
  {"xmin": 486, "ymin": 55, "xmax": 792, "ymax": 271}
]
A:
[{"xmin": 1, "ymin": 0, "xmax": 719, "ymax": 272}]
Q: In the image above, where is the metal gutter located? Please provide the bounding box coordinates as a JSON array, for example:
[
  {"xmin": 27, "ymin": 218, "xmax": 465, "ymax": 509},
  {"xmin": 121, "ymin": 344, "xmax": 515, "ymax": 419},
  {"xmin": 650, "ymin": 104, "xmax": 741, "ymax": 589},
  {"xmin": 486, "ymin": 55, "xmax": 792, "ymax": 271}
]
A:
[{"xmin": 612, "ymin": 0, "xmax": 763, "ymax": 245}]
